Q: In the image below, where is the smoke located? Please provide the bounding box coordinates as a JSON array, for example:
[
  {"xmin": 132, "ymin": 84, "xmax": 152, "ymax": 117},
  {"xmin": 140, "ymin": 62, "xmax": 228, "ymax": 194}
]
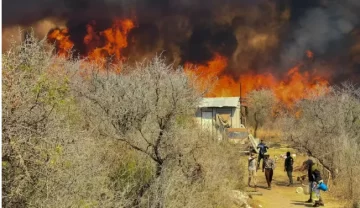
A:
[
  {"xmin": 3, "ymin": 0, "xmax": 360, "ymax": 82},
  {"xmin": 281, "ymin": 0, "xmax": 360, "ymax": 67},
  {"xmin": 2, "ymin": 0, "xmax": 283, "ymax": 69},
  {"xmin": 3, "ymin": 0, "xmax": 66, "ymax": 27},
  {"xmin": 2, "ymin": 19, "xmax": 66, "ymax": 51}
]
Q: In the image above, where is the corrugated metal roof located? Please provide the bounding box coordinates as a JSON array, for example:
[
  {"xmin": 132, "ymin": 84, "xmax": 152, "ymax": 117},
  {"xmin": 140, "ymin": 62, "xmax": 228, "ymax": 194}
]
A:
[{"xmin": 199, "ymin": 97, "xmax": 240, "ymax": 108}]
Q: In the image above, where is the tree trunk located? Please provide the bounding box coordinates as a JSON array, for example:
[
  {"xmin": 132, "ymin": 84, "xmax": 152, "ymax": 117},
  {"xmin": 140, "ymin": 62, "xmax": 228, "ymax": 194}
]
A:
[
  {"xmin": 254, "ymin": 112, "xmax": 259, "ymax": 138},
  {"xmin": 132, "ymin": 160, "xmax": 163, "ymax": 208},
  {"xmin": 156, "ymin": 161, "xmax": 163, "ymax": 177}
]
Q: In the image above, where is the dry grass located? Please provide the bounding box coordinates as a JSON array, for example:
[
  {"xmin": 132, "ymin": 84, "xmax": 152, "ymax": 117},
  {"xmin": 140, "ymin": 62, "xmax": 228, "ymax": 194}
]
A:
[
  {"xmin": 248, "ymin": 127, "xmax": 282, "ymax": 143},
  {"xmin": 2, "ymin": 32, "xmax": 249, "ymax": 208}
]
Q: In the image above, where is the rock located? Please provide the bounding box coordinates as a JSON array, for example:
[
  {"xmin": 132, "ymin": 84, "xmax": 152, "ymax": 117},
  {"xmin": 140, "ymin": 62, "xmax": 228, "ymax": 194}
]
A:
[{"xmin": 231, "ymin": 190, "xmax": 252, "ymax": 208}]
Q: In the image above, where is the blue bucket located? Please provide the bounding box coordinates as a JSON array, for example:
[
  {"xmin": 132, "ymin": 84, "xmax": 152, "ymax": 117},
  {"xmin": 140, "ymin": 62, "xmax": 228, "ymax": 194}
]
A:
[{"xmin": 318, "ymin": 183, "xmax": 328, "ymax": 191}]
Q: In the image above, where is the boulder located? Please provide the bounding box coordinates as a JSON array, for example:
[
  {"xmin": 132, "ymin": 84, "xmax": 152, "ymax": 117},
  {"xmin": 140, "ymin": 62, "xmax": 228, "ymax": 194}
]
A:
[{"xmin": 231, "ymin": 190, "xmax": 252, "ymax": 208}]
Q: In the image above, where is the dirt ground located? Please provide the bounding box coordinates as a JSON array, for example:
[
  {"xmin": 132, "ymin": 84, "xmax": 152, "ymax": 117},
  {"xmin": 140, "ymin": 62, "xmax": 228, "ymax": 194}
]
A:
[{"xmin": 245, "ymin": 148, "xmax": 346, "ymax": 208}]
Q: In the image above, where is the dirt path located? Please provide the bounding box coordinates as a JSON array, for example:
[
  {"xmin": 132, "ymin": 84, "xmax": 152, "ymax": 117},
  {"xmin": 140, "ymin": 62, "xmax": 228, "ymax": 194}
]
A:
[{"xmin": 246, "ymin": 148, "xmax": 345, "ymax": 208}]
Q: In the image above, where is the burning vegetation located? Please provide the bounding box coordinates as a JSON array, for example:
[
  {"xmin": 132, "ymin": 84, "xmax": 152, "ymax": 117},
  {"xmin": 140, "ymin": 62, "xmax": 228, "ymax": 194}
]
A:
[
  {"xmin": 4, "ymin": 0, "xmax": 360, "ymax": 105},
  {"xmin": 47, "ymin": 19, "xmax": 135, "ymax": 63},
  {"xmin": 45, "ymin": 16, "xmax": 329, "ymax": 106},
  {"xmin": 3, "ymin": 1, "xmax": 360, "ymax": 207},
  {"xmin": 184, "ymin": 54, "xmax": 329, "ymax": 106}
]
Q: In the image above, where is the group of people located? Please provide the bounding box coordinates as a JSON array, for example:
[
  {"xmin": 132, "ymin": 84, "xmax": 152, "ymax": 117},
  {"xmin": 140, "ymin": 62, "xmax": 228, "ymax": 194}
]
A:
[
  {"xmin": 248, "ymin": 140, "xmax": 274, "ymax": 190},
  {"xmin": 248, "ymin": 140, "xmax": 326, "ymax": 207}
]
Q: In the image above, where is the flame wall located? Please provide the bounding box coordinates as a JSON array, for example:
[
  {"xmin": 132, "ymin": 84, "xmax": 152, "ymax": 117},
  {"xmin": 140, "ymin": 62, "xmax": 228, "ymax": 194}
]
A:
[{"xmin": 3, "ymin": 0, "xmax": 360, "ymax": 104}]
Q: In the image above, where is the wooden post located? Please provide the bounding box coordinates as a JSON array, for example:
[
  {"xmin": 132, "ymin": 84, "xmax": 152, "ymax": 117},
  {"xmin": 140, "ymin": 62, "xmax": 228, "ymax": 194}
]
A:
[{"xmin": 239, "ymin": 82, "xmax": 242, "ymax": 125}]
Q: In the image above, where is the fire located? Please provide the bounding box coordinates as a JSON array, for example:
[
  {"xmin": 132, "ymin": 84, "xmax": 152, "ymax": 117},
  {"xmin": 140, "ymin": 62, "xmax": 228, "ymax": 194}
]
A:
[
  {"xmin": 273, "ymin": 65, "xmax": 328, "ymax": 105},
  {"xmin": 184, "ymin": 54, "xmax": 329, "ymax": 106},
  {"xmin": 47, "ymin": 19, "xmax": 135, "ymax": 64},
  {"xmin": 47, "ymin": 18, "xmax": 329, "ymax": 106},
  {"xmin": 84, "ymin": 19, "xmax": 135, "ymax": 64},
  {"xmin": 47, "ymin": 28, "xmax": 73, "ymax": 57},
  {"xmin": 306, "ymin": 50, "xmax": 314, "ymax": 59}
]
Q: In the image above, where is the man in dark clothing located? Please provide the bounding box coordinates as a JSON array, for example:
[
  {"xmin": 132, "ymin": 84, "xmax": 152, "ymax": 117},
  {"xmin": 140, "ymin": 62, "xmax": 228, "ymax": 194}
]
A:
[
  {"xmin": 305, "ymin": 159, "xmax": 315, "ymax": 203},
  {"xmin": 284, "ymin": 151, "xmax": 294, "ymax": 186},
  {"xmin": 295, "ymin": 157, "xmax": 315, "ymax": 203},
  {"xmin": 262, "ymin": 153, "xmax": 275, "ymax": 190},
  {"xmin": 257, "ymin": 140, "xmax": 269, "ymax": 169}
]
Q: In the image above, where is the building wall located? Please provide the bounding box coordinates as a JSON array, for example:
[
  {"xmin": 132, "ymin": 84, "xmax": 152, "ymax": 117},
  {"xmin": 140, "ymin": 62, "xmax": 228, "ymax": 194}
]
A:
[
  {"xmin": 195, "ymin": 103, "xmax": 242, "ymax": 138},
  {"xmin": 231, "ymin": 104, "xmax": 242, "ymax": 128},
  {"xmin": 195, "ymin": 107, "xmax": 214, "ymax": 134}
]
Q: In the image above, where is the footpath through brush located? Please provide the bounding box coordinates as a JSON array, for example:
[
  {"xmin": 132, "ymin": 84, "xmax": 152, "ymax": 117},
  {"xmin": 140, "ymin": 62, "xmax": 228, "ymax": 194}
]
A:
[{"xmin": 245, "ymin": 148, "xmax": 345, "ymax": 208}]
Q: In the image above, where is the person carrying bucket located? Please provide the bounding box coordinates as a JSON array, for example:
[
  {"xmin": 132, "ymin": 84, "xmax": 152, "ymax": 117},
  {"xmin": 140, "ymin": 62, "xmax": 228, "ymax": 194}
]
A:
[
  {"xmin": 310, "ymin": 162, "xmax": 328, "ymax": 207},
  {"xmin": 294, "ymin": 155, "xmax": 316, "ymax": 203}
]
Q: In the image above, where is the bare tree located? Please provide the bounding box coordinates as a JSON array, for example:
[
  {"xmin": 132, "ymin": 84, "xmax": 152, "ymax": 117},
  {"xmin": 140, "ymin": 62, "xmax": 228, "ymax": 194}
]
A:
[
  {"xmin": 2, "ymin": 33, "xmax": 76, "ymax": 207},
  {"xmin": 280, "ymin": 83, "xmax": 360, "ymax": 206},
  {"xmin": 2, "ymin": 32, "xmax": 250, "ymax": 208},
  {"xmin": 246, "ymin": 89, "xmax": 278, "ymax": 138},
  {"xmin": 72, "ymin": 56, "xmax": 209, "ymax": 206},
  {"xmin": 72, "ymin": 57, "xmax": 251, "ymax": 208},
  {"xmin": 2, "ymin": 32, "xmax": 131, "ymax": 208}
]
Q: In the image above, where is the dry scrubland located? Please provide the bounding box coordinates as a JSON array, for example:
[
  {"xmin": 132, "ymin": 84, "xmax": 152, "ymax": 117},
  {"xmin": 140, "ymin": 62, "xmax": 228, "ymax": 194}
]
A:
[
  {"xmin": 247, "ymin": 88, "xmax": 360, "ymax": 207},
  {"xmin": 2, "ymin": 34, "xmax": 247, "ymax": 208},
  {"xmin": 3, "ymin": 33, "xmax": 360, "ymax": 208},
  {"xmin": 279, "ymin": 86, "xmax": 360, "ymax": 207}
]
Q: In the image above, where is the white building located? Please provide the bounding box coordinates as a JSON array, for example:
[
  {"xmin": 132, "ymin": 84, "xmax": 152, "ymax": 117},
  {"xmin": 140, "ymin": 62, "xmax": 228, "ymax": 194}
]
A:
[{"xmin": 195, "ymin": 97, "xmax": 244, "ymax": 138}]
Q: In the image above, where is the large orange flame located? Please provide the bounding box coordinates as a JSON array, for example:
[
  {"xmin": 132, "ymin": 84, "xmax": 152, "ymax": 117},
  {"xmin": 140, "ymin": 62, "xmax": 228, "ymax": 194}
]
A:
[
  {"xmin": 47, "ymin": 18, "xmax": 329, "ymax": 105},
  {"xmin": 185, "ymin": 54, "xmax": 329, "ymax": 106},
  {"xmin": 84, "ymin": 19, "xmax": 135, "ymax": 64},
  {"xmin": 48, "ymin": 19, "xmax": 135, "ymax": 64},
  {"xmin": 47, "ymin": 28, "xmax": 73, "ymax": 57}
]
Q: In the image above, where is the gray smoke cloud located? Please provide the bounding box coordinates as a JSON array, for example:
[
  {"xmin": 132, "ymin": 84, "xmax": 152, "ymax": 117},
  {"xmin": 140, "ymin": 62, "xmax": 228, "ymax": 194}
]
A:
[
  {"xmin": 281, "ymin": 0, "xmax": 360, "ymax": 67},
  {"xmin": 3, "ymin": 0, "xmax": 67, "ymax": 27},
  {"xmin": 3, "ymin": 0, "xmax": 257, "ymax": 26},
  {"xmin": 3, "ymin": 0, "xmax": 271, "ymax": 67}
]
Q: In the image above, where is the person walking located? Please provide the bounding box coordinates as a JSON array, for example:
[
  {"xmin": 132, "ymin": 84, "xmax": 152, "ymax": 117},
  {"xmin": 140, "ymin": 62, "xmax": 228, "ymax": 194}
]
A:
[
  {"xmin": 295, "ymin": 155, "xmax": 315, "ymax": 203},
  {"xmin": 248, "ymin": 152, "xmax": 257, "ymax": 188},
  {"xmin": 284, "ymin": 151, "xmax": 294, "ymax": 186},
  {"xmin": 262, "ymin": 153, "xmax": 275, "ymax": 190},
  {"xmin": 257, "ymin": 140, "xmax": 269, "ymax": 169},
  {"xmin": 310, "ymin": 162, "xmax": 325, "ymax": 207}
]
